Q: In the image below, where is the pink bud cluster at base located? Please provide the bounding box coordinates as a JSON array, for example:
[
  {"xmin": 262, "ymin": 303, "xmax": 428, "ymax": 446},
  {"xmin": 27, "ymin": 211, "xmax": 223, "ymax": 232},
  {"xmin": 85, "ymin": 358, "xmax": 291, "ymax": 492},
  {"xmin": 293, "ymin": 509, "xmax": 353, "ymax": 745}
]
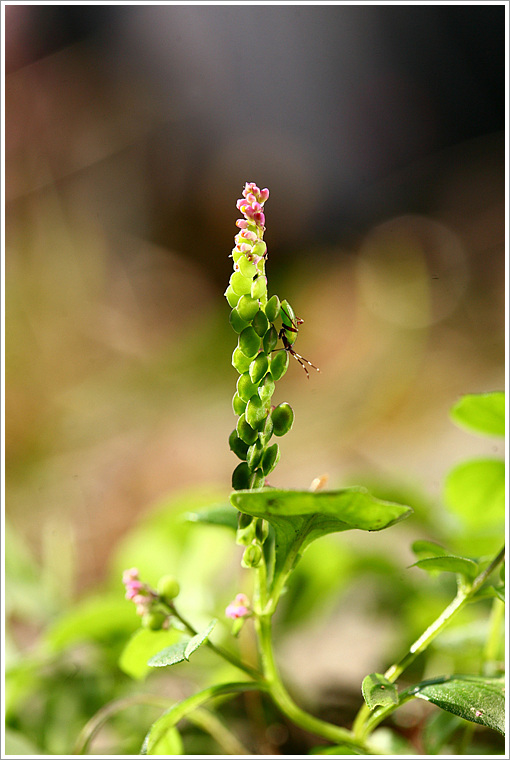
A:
[{"xmin": 122, "ymin": 568, "xmax": 158, "ymax": 617}]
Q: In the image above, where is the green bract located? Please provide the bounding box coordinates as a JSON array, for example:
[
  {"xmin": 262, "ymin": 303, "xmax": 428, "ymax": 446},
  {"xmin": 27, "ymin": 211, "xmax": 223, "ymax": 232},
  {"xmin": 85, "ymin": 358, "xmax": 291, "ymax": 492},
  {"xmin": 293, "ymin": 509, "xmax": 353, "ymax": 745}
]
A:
[
  {"xmin": 237, "ymin": 295, "xmax": 260, "ymax": 321},
  {"xmin": 249, "ymin": 354, "xmax": 269, "ymax": 384},
  {"xmin": 271, "ymin": 402, "xmax": 294, "ymax": 436},
  {"xmin": 239, "ymin": 326, "xmax": 260, "ymax": 358},
  {"xmin": 265, "ymin": 295, "xmax": 280, "ymax": 322}
]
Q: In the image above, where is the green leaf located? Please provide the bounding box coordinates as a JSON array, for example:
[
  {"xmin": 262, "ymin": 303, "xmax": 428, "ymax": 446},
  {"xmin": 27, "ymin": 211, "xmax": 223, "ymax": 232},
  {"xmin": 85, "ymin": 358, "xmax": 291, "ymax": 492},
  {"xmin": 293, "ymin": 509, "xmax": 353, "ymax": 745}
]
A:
[
  {"xmin": 411, "ymin": 540, "xmax": 450, "ymax": 559},
  {"xmin": 450, "ymin": 392, "xmax": 505, "ymax": 437},
  {"xmin": 184, "ymin": 620, "xmax": 217, "ymax": 660},
  {"xmin": 45, "ymin": 595, "xmax": 139, "ymax": 651},
  {"xmin": 142, "ymin": 724, "xmax": 183, "ymax": 755},
  {"xmin": 410, "ymin": 556, "xmax": 479, "ymax": 582},
  {"xmin": 147, "ymin": 638, "xmax": 189, "ymax": 668},
  {"xmin": 230, "ymin": 488, "xmax": 412, "ymax": 588},
  {"xmin": 147, "ymin": 620, "xmax": 216, "ymax": 668},
  {"xmin": 444, "ymin": 459, "xmax": 505, "ymax": 530},
  {"xmin": 412, "ymin": 675, "xmax": 505, "ymax": 735},
  {"xmin": 119, "ymin": 628, "xmax": 182, "ymax": 680},
  {"xmin": 184, "ymin": 503, "xmax": 238, "ymax": 531},
  {"xmin": 141, "ymin": 682, "xmax": 264, "ymax": 754},
  {"xmin": 362, "ymin": 673, "xmax": 399, "ymax": 710}
]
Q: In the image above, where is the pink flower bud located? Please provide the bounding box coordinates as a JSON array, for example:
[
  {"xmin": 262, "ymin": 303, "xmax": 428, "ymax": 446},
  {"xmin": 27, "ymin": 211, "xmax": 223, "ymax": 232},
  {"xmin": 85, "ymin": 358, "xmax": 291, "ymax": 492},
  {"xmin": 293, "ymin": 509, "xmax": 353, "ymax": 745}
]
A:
[
  {"xmin": 259, "ymin": 188, "xmax": 269, "ymax": 203},
  {"xmin": 240, "ymin": 229, "xmax": 257, "ymax": 242},
  {"xmin": 236, "ymin": 219, "xmax": 248, "ymax": 229},
  {"xmin": 225, "ymin": 593, "xmax": 251, "ymax": 619},
  {"xmin": 253, "ymin": 211, "xmax": 265, "ymax": 226},
  {"xmin": 122, "ymin": 568, "xmax": 139, "ymax": 584},
  {"xmin": 244, "ymin": 182, "xmax": 260, "ymax": 198}
]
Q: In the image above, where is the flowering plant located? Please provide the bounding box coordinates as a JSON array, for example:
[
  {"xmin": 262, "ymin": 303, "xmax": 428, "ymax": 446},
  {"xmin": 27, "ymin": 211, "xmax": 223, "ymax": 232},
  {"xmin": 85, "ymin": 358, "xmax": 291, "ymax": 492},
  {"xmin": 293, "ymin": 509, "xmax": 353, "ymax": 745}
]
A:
[{"xmin": 78, "ymin": 183, "xmax": 504, "ymax": 755}]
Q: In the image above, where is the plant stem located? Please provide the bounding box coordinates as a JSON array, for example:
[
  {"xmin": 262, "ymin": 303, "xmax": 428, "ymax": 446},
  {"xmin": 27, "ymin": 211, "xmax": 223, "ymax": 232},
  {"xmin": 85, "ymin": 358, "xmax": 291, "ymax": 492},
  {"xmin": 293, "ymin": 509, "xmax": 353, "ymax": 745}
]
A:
[
  {"xmin": 351, "ymin": 545, "xmax": 505, "ymax": 741},
  {"xmin": 255, "ymin": 613, "xmax": 368, "ymax": 751},
  {"xmin": 170, "ymin": 606, "xmax": 261, "ymax": 680}
]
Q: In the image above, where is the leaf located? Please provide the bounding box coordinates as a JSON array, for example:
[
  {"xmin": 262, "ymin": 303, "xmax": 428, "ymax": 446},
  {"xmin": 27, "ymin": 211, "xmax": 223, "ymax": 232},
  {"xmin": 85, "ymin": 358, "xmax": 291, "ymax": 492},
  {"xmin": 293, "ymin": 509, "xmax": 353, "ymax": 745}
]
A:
[
  {"xmin": 140, "ymin": 726, "xmax": 184, "ymax": 757},
  {"xmin": 147, "ymin": 639, "xmax": 189, "ymax": 668},
  {"xmin": 450, "ymin": 392, "xmax": 505, "ymax": 438},
  {"xmin": 119, "ymin": 628, "xmax": 182, "ymax": 680},
  {"xmin": 45, "ymin": 595, "xmax": 139, "ymax": 651},
  {"xmin": 411, "ymin": 540, "xmax": 450, "ymax": 559},
  {"xmin": 141, "ymin": 681, "xmax": 264, "ymax": 754},
  {"xmin": 184, "ymin": 620, "xmax": 217, "ymax": 660},
  {"xmin": 444, "ymin": 459, "xmax": 505, "ymax": 530},
  {"xmin": 184, "ymin": 503, "xmax": 239, "ymax": 531},
  {"xmin": 412, "ymin": 675, "xmax": 505, "ymax": 735},
  {"xmin": 148, "ymin": 620, "xmax": 216, "ymax": 668},
  {"xmin": 362, "ymin": 673, "xmax": 399, "ymax": 710},
  {"xmin": 230, "ymin": 488, "xmax": 412, "ymax": 587},
  {"xmin": 410, "ymin": 556, "xmax": 479, "ymax": 582}
]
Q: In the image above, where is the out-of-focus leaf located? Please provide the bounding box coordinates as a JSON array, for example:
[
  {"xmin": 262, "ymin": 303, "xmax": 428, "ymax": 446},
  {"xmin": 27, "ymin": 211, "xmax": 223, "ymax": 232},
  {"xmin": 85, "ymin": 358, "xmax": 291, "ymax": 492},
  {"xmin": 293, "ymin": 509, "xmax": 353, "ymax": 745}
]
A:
[
  {"xmin": 368, "ymin": 727, "xmax": 416, "ymax": 755},
  {"xmin": 4, "ymin": 728, "xmax": 42, "ymax": 755},
  {"xmin": 361, "ymin": 673, "xmax": 399, "ymax": 710},
  {"xmin": 450, "ymin": 392, "xmax": 505, "ymax": 437},
  {"xmin": 45, "ymin": 595, "xmax": 139, "ymax": 651},
  {"xmin": 119, "ymin": 628, "xmax": 182, "ymax": 680},
  {"xmin": 230, "ymin": 488, "xmax": 412, "ymax": 588},
  {"xmin": 413, "ymin": 675, "xmax": 505, "ymax": 735},
  {"xmin": 422, "ymin": 710, "xmax": 464, "ymax": 755},
  {"xmin": 184, "ymin": 503, "xmax": 238, "ymax": 530},
  {"xmin": 410, "ymin": 556, "xmax": 478, "ymax": 582},
  {"xmin": 444, "ymin": 459, "xmax": 505, "ymax": 530}
]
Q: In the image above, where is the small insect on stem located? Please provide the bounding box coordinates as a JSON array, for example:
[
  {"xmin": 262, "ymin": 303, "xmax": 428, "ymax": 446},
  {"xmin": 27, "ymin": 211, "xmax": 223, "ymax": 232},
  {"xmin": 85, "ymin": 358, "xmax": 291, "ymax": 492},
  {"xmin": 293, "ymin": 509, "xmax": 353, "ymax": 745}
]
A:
[{"xmin": 278, "ymin": 305, "xmax": 320, "ymax": 379}]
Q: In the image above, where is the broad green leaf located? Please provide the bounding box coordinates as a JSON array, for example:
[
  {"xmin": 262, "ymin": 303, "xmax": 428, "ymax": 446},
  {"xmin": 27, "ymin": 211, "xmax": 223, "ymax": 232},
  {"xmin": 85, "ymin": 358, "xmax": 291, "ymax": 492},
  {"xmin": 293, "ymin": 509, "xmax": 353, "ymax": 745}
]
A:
[
  {"xmin": 410, "ymin": 556, "xmax": 478, "ymax": 582},
  {"xmin": 119, "ymin": 628, "xmax": 182, "ymax": 680},
  {"xmin": 148, "ymin": 620, "xmax": 216, "ymax": 668},
  {"xmin": 185, "ymin": 503, "xmax": 238, "ymax": 531},
  {"xmin": 444, "ymin": 459, "xmax": 505, "ymax": 530},
  {"xmin": 450, "ymin": 392, "xmax": 505, "ymax": 437},
  {"xmin": 45, "ymin": 595, "xmax": 139, "ymax": 651},
  {"xmin": 361, "ymin": 673, "xmax": 399, "ymax": 710},
  {"xmin": 413, "ymin": 675, "xmax": 505, "ymax": 735},
  {"xmin": 230, "ymin": 488, "xmax": 412, "ymax": 586},
  {"xmin": 141, "ymin": 682, "xmax": 264, "ymax": 754}
]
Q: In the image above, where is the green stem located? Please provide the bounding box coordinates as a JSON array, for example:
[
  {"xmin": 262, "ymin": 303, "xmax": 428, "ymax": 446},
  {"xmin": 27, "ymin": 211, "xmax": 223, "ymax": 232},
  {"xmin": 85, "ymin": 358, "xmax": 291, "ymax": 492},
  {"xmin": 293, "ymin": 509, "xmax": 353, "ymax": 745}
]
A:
[
  {"xmin": 255, "ymin": 613, "xmax": 368, "ymax": 751},
  {"xmin": 170, "ymin": 606, "xmax": 260, "ymax": 681},
  {"xmin": 352, "ymin": 545, "xmax": 505, "ymax": 741}
]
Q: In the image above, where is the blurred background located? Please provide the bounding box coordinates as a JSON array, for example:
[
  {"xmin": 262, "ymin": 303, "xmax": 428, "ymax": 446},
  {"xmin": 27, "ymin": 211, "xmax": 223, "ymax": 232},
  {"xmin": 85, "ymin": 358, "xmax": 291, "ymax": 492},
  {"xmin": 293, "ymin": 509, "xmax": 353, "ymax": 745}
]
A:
[{"xmin": 4, "ymin": 4, "xmax": 506, "ymax": 755}]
